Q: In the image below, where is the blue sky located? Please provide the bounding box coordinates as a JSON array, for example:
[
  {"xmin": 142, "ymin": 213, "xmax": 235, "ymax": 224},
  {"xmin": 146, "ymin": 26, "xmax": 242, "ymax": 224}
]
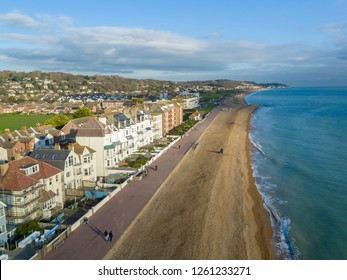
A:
[{"xmin": 1, "ymin": 0, "xmax": 347, "ymax": 86}]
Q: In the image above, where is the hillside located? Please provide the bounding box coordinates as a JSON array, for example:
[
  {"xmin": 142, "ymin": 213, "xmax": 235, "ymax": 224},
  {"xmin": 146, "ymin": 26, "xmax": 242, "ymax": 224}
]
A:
[{"xmin": 0, "ymin": 70, "xmax": 288, "ymax": 103}]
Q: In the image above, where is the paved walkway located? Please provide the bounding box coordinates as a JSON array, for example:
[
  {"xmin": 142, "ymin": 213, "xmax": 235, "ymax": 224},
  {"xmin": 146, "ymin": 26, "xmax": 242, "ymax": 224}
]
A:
[{"xmin": 44, "ymin": 106, "xmax": 222, "ymax": 259}]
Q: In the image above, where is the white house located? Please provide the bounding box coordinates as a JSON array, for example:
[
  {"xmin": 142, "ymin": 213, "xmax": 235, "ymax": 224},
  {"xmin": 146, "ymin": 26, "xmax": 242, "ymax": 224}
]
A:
[
  {"xmin": 27, "ymin": 149, "xmax": 82, "ymax": 190},
  {"xmin": 149, "ymin": 113, "xmax": 163, "ymax": 140},
  {"xmin": 174, "ymin": 96, "xmax": 199, "ymax": 110},
  {"xmin": 182, "ymin": 96, "xmax": 200, "ymax": 109},
  {"xmin": 0, "ymin": 201, "xmax": 7, "ymax": 248},
  {"xmin": 110, "ymin": 109, "xmax": 153, "ymax": 160},
  {"xmin": 75, "ymin": 118, "xmax": 116, "ymax": 177},
  {"xmin": 68, "ymin": 143, "xmax": 97, "ymax": 184},
  {"xmin": 0, "ymin": 147, "xmax": 7, "ymax": 161},
  {"xmin": 27, "ymin": 126, "xmax": 55, "ymax": 149}
]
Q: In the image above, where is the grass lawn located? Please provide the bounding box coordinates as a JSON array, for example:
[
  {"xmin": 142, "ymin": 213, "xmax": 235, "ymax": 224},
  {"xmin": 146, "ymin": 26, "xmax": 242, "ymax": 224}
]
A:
[
  {"xmin": 0, "ymin": 114, "xmax": 54, "ymax": 133},
  {"xmin": 201, "ymin": 104, "xmax": 216, "ymax": 112},
  {"xmin": 199, "ymin": 90, "xmax": 242, "ymax": 102}
]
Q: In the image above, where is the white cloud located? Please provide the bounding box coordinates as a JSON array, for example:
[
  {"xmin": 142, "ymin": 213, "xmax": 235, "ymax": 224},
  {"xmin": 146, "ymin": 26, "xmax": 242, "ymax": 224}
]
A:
[
  {"xmin": 0, "ymin": 12, "xmax": 42, "ymax": 29},
  {"xmin": 0, "ymin": 12, "xmax": 347, "ymax": 85},
  {"xmin": 322, "ymin": 24, "xmax": 343, "ymax": 36}
]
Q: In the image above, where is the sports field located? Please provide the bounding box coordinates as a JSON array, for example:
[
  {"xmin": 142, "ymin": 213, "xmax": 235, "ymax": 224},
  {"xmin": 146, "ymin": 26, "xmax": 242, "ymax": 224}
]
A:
[{"xmin": 0, "ymin": 114, "xmax": 53, "ymax": 133}]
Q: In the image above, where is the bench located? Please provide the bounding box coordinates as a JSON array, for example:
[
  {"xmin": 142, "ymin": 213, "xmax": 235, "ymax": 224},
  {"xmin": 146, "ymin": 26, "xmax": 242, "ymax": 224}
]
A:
[{"xmin": 52, "ymin": 239, "xmax": 64, "ymax": 250}]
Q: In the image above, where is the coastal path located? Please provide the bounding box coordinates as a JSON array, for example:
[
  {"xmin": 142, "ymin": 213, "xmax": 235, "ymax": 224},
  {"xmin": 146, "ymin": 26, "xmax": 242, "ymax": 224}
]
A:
[{"xmin": 44, "ymin": 105, "xmax": 223, "ymax": 260}]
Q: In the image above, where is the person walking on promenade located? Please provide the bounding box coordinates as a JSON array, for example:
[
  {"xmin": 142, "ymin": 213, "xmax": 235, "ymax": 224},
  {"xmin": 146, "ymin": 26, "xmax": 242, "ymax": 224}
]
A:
[
  {"xmin": 109, "ymin": 231, "xmax": 113, "ymax": 242},
  {"xmin": 155, "ymin": 165, "xmax": 158, "ymax": 170},
  {"xmin": 104, "ymin": 230, "xmax": 109, "ymax": 241}
]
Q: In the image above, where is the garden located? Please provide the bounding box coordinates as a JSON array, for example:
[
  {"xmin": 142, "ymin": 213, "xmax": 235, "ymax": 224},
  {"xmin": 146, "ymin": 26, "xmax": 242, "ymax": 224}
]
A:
[{"xmin": 168, "ymin": 120, "xmax": 198, "ymax": 136}]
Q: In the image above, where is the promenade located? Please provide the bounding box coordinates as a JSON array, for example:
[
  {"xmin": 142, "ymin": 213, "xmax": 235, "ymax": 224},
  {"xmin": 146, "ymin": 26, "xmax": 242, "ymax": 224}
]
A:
[{"xmin": 44, "ymin": 106, "xmax": 221, "ymax": 260}]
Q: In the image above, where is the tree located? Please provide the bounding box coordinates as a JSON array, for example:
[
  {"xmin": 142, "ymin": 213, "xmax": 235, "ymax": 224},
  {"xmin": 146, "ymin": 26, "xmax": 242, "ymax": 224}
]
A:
[
  {"xmin": 73, "ymin": 107, "xmax": 93, "ymax": 118},
  {"xmin": 44, "ymin": 114, "xmax": 70, "ymax": 129},
  {"xmin": 8, "ymin": 96, "xmax": 16, "ymax": 103},
  {"xmin": 16, "ymin": 220, "xmax": 40, "ymax": 239},
  {"xmin": 132, "ymin": 98, "xmax": 144, "ymax": 105}
]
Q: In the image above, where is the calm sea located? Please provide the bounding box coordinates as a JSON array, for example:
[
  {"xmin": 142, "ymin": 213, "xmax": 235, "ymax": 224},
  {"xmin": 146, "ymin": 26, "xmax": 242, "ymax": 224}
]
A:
[{"xmin": 245, "ymin": 87, "xmax": 347, "ymax": 260}]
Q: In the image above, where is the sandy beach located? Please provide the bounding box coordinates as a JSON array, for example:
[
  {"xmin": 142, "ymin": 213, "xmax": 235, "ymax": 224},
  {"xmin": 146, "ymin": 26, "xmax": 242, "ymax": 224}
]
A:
[{"xmin": 104, "ymin": 93, "xmax": 275, "ymax": 260}]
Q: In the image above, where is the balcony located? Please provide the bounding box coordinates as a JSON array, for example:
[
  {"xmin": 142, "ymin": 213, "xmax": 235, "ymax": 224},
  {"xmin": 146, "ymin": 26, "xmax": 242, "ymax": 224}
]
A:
[
  {"xmin": 7, "ymin": 205, "xmax": 41, "ymax": 220},
  {"xmin": 13, "ymin": 195, "xmax": 42, "ymax": 208}
]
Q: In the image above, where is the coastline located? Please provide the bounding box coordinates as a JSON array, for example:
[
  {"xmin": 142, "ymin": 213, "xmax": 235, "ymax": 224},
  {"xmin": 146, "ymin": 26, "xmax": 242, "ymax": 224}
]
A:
[{"xmin": 104, "ymin": 92, "xmax": 275, "ymax": 260}]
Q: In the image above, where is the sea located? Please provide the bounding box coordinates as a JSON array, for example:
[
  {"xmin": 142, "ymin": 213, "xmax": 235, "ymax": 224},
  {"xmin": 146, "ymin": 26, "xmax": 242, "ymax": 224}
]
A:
[{"xmin": 245, "ymin": 87, "xmax": 347, "ymax": 260}]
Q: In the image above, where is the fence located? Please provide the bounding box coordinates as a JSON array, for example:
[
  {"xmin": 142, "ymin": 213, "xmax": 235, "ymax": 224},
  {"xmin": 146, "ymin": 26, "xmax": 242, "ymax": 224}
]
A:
[{"xmin": 32, "ymin": 121, "xmax": 205, "ymax": 259}]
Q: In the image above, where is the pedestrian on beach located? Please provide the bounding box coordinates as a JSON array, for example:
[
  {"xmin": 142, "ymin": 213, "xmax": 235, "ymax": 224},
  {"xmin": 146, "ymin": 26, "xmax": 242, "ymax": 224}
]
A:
[
  {"xmin": 104, "ymin": 230, "xmax": 109, "ymax": 241},
  {"xmin": 155, "ymin": 165, "xmax": 158, "ymax": 170},
  {"xmin": 109, "ymin": 231, "xmax": 113, "ymax": 242},
  {"xmin": 178, "ymin": 145, "xmax": 180, "ymax": 149}
]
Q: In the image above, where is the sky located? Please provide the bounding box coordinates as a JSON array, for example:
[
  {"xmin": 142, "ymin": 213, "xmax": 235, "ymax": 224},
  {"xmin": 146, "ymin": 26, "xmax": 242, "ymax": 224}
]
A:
[{"xmin": 0, "ymin": 0, "xmax": 347, "ymax": 86}]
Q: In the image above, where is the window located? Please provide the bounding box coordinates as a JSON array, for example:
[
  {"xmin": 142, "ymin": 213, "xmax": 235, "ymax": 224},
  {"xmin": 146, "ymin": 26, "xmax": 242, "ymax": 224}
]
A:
[
  {"xmin": 55, "ymin": 175, "xmax": 59, "ymax": 182},
  {"xmin": 84, "ymin": 156, "xmax": 90, "ymax": 163},
  {"xmin": 0, "ymin": 208, "xmax": 4, "ymax": 217},
  {"xmin": 66, "ymin": 171, "xmax": 70, "ymax": 177},
  {"xmin": 68, "ymin": 156, "xmax": 73, "ymax": 166},
  {"xmin": 49, "ymin": 178, "xmax": 53, "ymax": 186},
  {"xmin": 33, "ymin": 165, "xmax": 38, "ymax": 173}
]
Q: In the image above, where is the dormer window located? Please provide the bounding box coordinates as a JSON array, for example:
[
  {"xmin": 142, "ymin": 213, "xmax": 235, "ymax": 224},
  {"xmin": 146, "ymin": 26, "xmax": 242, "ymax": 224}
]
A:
[{"xmin": 20, "ymin": 163, "xmax": 39, "ymax": 176}]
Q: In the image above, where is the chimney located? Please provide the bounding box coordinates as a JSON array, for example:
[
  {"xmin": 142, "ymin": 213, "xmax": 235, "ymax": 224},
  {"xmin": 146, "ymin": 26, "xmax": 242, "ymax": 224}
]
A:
[
  {"xmin": 67, "ymin": 143, "xmax": 74, "ymax": 151},
  {"xmin": 54, "ymin": 143, "xmax": 61, "ymax": 150},
  {"xmin": 4, "ymin": 128, "xmax": 10, "ymax": 134},
  {"xmin": 14, "ymin": 153, "xmax": 23, "ymax": 160},
  {"xmin": 0, "ymin": 162, "xmax": 9, "ymax": 175},
  {"xmin": 130, "ymin": 107, "xmax": 137, "ymax": 119},
  {"xmin": 21, "ymin": 126, "xmax": 27, "ymax": 131}
]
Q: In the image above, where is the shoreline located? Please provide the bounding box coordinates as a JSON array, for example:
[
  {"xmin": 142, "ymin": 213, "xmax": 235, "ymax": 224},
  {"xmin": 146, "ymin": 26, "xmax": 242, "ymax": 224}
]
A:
[
  {"xmin": 105, "ymin": 92, "xmax": 275, "ymax": 260},
  {"xmin": 243, "ymin": 91, "xmax": 276, "ymax": 259}
]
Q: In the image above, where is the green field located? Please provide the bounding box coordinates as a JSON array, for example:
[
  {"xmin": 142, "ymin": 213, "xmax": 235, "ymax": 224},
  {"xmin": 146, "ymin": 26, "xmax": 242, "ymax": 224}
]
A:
[
  {"xmin": 199, "ymin": 90, "xmax": 242, "ymax": 103},
  {"xmin": 0, "ymin": 114, "xmax": 54, "ymax": 133}
]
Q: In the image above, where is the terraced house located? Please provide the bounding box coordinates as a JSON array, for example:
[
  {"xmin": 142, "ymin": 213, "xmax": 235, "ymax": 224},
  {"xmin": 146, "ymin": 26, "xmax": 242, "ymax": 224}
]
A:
[{"xmin": 64, "ymin": 112, "xmax": 153, "ymax": 178}]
